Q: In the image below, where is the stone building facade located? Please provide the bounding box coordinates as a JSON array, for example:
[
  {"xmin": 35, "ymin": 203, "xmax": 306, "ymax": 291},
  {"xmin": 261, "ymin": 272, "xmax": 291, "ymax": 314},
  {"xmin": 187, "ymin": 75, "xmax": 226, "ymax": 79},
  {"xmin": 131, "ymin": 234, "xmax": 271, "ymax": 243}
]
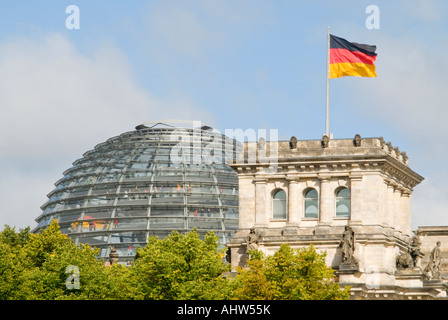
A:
[
  {"xmin": 228, "ymin": 135, "xmax": 448, "ymax": 299},
  {"xmin": 416, "ymin": 226, "xmax": 448, "ymax": 279}
]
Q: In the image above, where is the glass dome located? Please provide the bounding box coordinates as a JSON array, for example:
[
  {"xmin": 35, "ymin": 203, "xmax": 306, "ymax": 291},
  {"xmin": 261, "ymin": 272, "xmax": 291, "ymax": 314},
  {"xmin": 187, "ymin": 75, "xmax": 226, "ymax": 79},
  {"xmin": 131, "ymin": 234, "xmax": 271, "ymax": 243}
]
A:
[{"xmin": 34, "ymin": 121, "xmax": 240, "ymax": 263}]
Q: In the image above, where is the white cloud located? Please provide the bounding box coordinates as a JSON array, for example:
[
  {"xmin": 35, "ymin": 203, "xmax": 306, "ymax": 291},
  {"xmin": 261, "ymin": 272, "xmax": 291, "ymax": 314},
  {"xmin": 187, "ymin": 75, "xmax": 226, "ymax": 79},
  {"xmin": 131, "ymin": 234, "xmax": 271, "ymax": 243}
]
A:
[
  {"xmin": 0, "ymin": 170, "xmax": 52, "ymax": 230},
  {"xmin": 0, "ymin": 33, "xmax": 215, "ymax": 158},
  {"xmin": 0, "ymin": 33, "xmax": 215, "ymax": 230}
]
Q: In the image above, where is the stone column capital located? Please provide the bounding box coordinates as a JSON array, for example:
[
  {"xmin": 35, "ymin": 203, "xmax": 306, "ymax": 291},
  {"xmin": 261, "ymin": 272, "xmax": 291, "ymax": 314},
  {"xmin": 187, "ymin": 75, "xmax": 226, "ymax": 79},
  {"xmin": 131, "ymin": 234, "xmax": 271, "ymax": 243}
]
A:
[
  {"xmin": 286, "ymin": 177, "xmax": 300, "ymax": 183},
  {"xmin": 318, "ymin": 174, "xmax": 331, "ymax": 182},
  {"xmin": 253, "ymin": 178, "xmax": 268, "ymax": 184},
  {"xmin": 349, "ymin": 174, "xmax": 363, "ymax": 181}
]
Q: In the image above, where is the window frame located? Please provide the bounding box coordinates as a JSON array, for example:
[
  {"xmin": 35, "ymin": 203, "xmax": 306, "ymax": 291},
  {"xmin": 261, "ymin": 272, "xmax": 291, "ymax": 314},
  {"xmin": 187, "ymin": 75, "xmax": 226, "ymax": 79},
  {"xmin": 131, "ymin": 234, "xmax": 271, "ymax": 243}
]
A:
[
  {"xmin": 272, "ymin": 189, "xmax": 287, "ymax": 220},
  {"xmin": 304, "ymin": 188, "xmax": 319, "ymax": 219},
  {"xmin": 335, "ymin": 187, "xmax": 351, "ymax": 218}
]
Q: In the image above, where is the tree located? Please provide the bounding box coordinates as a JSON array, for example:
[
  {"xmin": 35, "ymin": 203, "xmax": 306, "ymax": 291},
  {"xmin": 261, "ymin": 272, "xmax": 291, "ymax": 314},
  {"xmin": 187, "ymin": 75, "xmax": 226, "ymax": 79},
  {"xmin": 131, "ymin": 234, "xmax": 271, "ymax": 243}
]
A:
[
  {"xmin": 0, "ymin": 221, "xmax": 350, "ymax": 300},
  {"xmin": 0, "ymin": 241, "xmax": 23, "ymax": 299},
  {"xmin": 232, "ymin": 244, "xmax": 350, "ymax": 300},
  {"xmin": 230, "ymin": 252, "xmax": 275, "ymax": 300},
  {"xmin": 0, "ymin": 220, "xmax": 122, "ymax": 300},
  {"xmin": 0, "ymin": 225, "xmax": 30, "ymax": 299},
  {"xmin": 0, "ymin": 225, "xmax": 30, "ymax": 247},
  {"xmin": 130, "ymin": 229, "xmax": 231, "ymax": 299}
]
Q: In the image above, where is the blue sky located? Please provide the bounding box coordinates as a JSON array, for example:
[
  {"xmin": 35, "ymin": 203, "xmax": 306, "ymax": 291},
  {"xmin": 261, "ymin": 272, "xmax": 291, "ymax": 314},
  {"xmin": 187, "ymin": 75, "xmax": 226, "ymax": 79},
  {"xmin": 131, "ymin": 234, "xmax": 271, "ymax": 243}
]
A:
[{"xmin": 1, "ymin": 0, "xmax": 447, "ymax": 230}]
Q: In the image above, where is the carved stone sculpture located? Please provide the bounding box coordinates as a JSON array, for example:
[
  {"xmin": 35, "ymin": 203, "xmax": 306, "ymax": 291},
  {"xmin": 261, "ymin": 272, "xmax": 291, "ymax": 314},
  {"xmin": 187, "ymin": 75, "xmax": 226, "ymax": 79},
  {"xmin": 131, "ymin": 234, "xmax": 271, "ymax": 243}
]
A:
[
  {"xmin": 386, "ymin": 142, "xmax": 393, "ymax": 153},
  {"xmin": 396, "ymin": 247, "xmax": 413, "ymax": 270},
  {"xmin": 353, "ymin": 134, "xmax": 362, "ymax": 147},
  {"xmin": 397, "ymin": 234, "xmax": 423, "ymax": 270},
  {"xmin": 424, "ymin": 241, "xmax": 442, "ymax": 280},
  {"xmin": 246, "ymin": 228, "xmax": 260, "ymax": 260},
  {"xmin": 379, "ymin": 136, "xmax": 385, "ymax": 148},
  {"xmin": 225, "ymin": 247, "xmax": 231, "ymax": 264},
  {"xmin": 289, "ymin": 136, "xmax": 297, "ymax": 149},
  {"xmin": 401, "ymin": 151, "xmax": 409, "ymax": 164},
  {"xmin": 321, "ymin": 135, "xmax": 329, "ymax": 148},
  {"xmin": 109, "ymin": 246, "xmax": 119, "ymax": 265},
  {"xmin": 340, "ymin": 226, "xmax": 356, "ymax": 263},
  {"xmin": 410, "ymin": 233, "xmax": 422, "ymax": 267}
]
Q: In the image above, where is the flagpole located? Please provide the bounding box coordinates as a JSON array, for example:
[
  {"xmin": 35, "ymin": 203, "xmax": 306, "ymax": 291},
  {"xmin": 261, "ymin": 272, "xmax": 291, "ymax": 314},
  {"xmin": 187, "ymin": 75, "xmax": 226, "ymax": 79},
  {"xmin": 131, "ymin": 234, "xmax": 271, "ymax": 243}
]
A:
[{"xmin": 325, "ymin": 26, "xmax": 330, "ymax": 137}]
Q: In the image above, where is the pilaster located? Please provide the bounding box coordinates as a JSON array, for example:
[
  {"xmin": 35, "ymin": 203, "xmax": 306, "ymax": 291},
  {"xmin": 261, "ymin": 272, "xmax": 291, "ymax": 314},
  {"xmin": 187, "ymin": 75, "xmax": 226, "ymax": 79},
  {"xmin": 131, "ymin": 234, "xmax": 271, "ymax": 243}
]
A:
[
  {"xmin": 254, "ymin": 178, "xmax": 268, "ymax": 228},
  {"xmin": 287, "ymin": 179, "xmax": 300, "ymax": 225},
  {"xmin": 319, "ymin": 176, "xmax": 332, "ymax": 225},
  {"xmin": 349, "ymin": 174, "xmax": 363, "ymax": 225}
]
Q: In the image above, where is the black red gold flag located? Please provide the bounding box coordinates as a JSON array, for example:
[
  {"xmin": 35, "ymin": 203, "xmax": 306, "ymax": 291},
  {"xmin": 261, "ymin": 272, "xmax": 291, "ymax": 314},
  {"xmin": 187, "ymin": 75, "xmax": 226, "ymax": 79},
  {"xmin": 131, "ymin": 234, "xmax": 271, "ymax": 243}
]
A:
[{"xmin": 329, "ymin": 34, "xmax": 377, "ymax": 78}]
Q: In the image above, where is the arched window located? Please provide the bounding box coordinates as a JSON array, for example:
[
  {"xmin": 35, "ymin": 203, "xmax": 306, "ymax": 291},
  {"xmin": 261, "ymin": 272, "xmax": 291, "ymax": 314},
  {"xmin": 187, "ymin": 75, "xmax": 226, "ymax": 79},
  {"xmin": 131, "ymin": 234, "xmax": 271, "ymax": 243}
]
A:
[
  {"xmin": 272, "ymin": 189, "xmax": 287, "ymax": 219},
  {"xmin": 336, "ymin": 188, "xmax": 350, "ymax": 217},
  {"xmin": 304, "ymin": 189, "xmax": 318, "ymax": 218}
]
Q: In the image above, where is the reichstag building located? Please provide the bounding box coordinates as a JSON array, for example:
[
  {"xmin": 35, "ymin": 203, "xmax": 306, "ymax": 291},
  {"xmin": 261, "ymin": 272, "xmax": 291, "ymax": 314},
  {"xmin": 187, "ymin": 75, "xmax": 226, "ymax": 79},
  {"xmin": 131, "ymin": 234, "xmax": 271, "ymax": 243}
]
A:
[{"xmin": 34, "ymin": 121, "xmax": 239, "ymax": 263}]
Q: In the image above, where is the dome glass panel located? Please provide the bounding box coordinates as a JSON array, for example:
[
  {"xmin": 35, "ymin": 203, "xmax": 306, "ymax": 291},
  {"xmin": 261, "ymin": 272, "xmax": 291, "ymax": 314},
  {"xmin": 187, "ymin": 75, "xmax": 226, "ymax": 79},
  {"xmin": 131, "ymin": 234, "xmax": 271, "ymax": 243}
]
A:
[{"xmin": 35, "ymin": 122, "xmax": 240, "ymax": 263}]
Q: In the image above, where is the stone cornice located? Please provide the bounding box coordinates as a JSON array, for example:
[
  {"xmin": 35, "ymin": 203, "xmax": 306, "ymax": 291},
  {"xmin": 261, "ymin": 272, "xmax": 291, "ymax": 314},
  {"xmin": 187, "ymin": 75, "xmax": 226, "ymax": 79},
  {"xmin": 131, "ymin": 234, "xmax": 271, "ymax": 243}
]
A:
[
  {"xmin": 230, "ymin": 147, "xmax": 424, "ymax": 190},
  {"xmin": 234, "ymin": 137, "xmax": 415, "ymax": 165}
]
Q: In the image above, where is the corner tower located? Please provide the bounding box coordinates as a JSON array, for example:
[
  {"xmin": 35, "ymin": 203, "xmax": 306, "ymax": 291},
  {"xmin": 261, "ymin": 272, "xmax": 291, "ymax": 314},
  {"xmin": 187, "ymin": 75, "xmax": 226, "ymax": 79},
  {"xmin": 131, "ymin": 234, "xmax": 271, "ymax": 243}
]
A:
[{"xmin": 228, "ymin": 135, "xmax": 431, "ymax": 299}]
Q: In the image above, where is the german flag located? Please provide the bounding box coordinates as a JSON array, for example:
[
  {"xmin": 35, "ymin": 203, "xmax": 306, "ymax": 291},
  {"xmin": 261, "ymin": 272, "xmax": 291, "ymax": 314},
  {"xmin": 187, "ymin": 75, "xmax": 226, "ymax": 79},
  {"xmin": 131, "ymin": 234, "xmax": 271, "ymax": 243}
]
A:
[{"xmin": 329, "ymin": 34, "xmax": 377, "ymax": 79}]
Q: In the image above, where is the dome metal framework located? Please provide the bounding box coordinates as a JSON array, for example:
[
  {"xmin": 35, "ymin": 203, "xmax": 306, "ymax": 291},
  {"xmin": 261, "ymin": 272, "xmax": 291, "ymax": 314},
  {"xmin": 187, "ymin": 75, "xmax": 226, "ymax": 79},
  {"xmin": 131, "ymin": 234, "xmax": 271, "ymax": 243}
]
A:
[{"xmin": 35, "ymin": 122, "xmax": 240, "ymax": 262}]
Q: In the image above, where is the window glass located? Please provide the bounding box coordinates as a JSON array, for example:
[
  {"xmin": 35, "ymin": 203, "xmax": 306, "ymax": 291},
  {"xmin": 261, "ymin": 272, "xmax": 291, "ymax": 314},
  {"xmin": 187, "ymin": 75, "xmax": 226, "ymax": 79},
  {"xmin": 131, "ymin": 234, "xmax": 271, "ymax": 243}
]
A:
[
  {"xmin": 336, "ymin": 188, "xmax": 350, "ymax": 217},
  {"xmin": 114, "ymin": 218, "xmax": 147, "ymax": 230},
  {"xmin": 59, "ymin": 211, "xmax": 83, "ymax": 222},
  {"xmin": 188, "ymin": 217, "xmax": 223, "ymax": 230},
  {"xmin": 272, "ymin": 190, "xmax": 287, "ymax": 219},
  {"xmin": 304, "ymin": 189, "xmax": 318, "ymax": 218}
]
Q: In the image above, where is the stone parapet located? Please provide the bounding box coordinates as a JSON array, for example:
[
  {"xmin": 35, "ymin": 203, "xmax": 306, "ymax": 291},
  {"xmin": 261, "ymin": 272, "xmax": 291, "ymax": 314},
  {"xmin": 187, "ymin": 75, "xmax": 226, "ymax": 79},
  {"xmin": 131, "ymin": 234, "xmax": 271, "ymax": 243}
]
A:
[{"xmin": 232, "ymin": 136, "xmax": 424, "ymax": 192}]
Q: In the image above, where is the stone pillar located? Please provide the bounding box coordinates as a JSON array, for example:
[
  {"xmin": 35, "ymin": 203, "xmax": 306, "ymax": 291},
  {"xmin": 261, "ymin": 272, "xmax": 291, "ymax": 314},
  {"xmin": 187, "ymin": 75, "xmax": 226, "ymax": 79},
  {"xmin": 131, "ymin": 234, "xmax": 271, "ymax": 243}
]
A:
[
  {"xmin": 385, "ymin": 181, "xmax": 395, "ymax": 227},
  {"xmin": 393, "ymin": 187, "xmax": 403, "ymax": 233},
  {"xmin": 319, "ymin": 176, "xmax": 332, "ymax": 225},
  {"xmin": 237, "ymin": 177, "xmax": 256, "ymax": 229},
  {"xmin": 287, "ymin": 179, "xmax": 300, "ymax": 225},
  {"xmin": 254, "ymin": 178, "xmax": 268, "ymax": 228},
  {"xmin": 349, "ymin": 175, "xmax": 363, "ymax": 224},
  {"xmin": 400, "ymin": 191, "xmax": 412, "ymax": 236}
]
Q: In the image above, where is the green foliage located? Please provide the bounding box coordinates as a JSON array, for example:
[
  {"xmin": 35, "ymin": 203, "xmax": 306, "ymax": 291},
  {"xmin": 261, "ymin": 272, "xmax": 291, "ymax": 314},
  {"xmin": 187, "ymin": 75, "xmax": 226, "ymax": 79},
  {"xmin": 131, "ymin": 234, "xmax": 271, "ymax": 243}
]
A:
[
  {"xmin": 130, "ymin": 229, "xmax": 230, "ymax": 299},
  {"xmin": 0, "ymin": 242, "xmax": 22, "ymax": 299},
  {"xmin": 0, "ymin": 221, "xmax": 349, "ymax": 300},
  {"xmin": 0, "ymin": 220, "xmax": 113, "ymax": 299},
  {"xmin": 0, "ymin": 225, "xmax": 30, "ymax": 247},
  {"xmin": 232, "ymin": 244, "xmax": 350, "ymax": 300}
]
